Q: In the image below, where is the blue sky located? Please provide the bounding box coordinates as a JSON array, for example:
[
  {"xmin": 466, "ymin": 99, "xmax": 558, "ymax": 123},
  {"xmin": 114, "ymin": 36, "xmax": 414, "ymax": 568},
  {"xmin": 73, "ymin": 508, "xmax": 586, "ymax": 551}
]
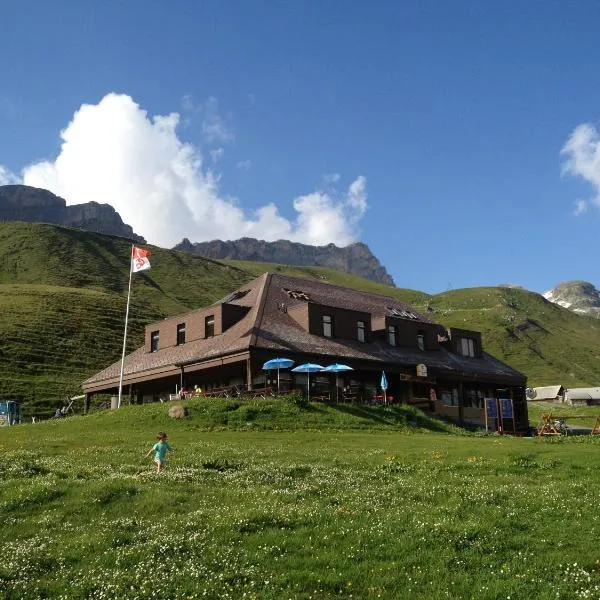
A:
[{"xmin": 2, "ymin": 1, "xmax": 600, "ymax": 293}]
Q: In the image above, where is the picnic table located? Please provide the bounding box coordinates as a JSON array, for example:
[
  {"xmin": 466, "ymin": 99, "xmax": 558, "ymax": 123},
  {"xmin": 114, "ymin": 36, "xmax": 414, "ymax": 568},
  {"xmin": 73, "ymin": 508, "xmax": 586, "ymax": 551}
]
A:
[{"xmin": 537, "ymin": 413, "xmax": 600, "ymax": 436}]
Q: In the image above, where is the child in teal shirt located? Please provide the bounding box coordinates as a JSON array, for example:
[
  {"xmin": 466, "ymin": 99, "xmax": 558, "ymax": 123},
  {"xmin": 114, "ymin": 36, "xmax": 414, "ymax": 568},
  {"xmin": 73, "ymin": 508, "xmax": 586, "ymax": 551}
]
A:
[{"xmin": 145, "ymin": 431, "xmax": 174, "ymax": 473}]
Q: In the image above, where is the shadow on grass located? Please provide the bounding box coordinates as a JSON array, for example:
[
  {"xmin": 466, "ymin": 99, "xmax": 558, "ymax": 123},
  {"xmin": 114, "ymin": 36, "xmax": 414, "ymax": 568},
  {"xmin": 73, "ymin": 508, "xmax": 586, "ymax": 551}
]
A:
[{"xmin": 328, "ymin": 403, "xmax": 457, "ymax": 433}]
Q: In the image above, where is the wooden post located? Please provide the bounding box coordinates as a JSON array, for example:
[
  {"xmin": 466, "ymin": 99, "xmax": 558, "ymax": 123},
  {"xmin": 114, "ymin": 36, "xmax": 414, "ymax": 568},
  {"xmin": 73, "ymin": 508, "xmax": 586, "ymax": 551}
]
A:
[
  {"xmin": 458, "ymin": 381, "xmax": 464, "ymax": 424},
  {"xmin": 484, "ymin": 398, "xmax": 489, "ymax": 433},
  {"xmin": 246, "ymin": 358, "xmax": 253, "ymax": 392},
  {"xmin": 83, "ymin": 393, "xmax": 90, "ymax": 414},
  {"xmin": 510, "ymin": 388, "xmax": 516, "ymax": 434}
]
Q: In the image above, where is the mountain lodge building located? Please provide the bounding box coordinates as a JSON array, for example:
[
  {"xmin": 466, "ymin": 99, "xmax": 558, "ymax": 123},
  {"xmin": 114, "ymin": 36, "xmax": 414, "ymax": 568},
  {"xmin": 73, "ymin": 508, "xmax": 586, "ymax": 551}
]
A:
[{"xmin": 82, "ymin": 273, "xmax": 529, "ymax": 432}]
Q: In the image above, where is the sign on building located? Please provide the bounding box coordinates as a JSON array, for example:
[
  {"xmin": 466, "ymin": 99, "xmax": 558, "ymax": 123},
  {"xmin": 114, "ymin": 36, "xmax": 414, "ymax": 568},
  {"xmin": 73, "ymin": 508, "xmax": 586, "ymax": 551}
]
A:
[{"xmin": 416, "ymin": 363, "xmax": 428, "ymax": 377}]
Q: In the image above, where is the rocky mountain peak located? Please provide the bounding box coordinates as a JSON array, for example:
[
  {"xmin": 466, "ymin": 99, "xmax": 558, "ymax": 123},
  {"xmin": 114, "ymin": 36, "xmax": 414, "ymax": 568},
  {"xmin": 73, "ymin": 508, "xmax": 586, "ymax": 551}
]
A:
[
  {"xmin": 543, "ymin": 280, "xmax": 600, "ymax": 317},
  {"xmin": 0, "ymin": 184, "xmax": 146, "ymax": 243},
  {"xmin": 172, "ymin": 237, "xmax": 395, "ymax": 286}
]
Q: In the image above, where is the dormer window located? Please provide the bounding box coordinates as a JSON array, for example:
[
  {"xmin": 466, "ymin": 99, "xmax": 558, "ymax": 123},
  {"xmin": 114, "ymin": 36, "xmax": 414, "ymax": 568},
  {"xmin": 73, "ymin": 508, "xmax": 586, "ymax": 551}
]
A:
[
  {"xmin": 322, "ymin": 315, "xmax": 333, "ymax": 338},
  {"xmin": 388, "ymin": 307, "xmax": 419, "ymax": 320},
  {"xmin": 205, "ymin": 315, "xmax": 215, "ymax": 338},
  {"xmin": 284, "ymin": 288, "xmax": 311, "ymax": 301},
  {"xmin": 417, "ymin": 331, "xmax": 425, "ymax": 351},
  {"xmin": 150, "ymin": 330, "xmax": 159, "ymax": 352},
  {"xmin": 458, "ymin": 337, "xmax": 475, "ymax": 357},
  {"xmin": 176, "ymin": 323, "xmax": 186, "ymax": 345},
  {"xmin": 388, "ymin": 325, "xmax": 397, "ymax": 347},
  {"xmin": 357, "ymin": 320, "xmax": 366, "ymax": 342}
]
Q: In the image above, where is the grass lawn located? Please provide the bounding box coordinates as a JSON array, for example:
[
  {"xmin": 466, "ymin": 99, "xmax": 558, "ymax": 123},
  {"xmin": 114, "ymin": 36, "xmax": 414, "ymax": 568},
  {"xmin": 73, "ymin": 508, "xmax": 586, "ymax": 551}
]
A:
[{"xmin": 1, "ymin": 399, "xmax": 600, "ymax": 599}]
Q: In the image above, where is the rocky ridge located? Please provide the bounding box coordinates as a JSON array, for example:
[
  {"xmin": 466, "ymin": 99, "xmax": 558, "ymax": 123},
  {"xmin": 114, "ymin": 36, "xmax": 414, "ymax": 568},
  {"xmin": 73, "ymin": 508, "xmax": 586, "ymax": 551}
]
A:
[
  {"xmin": 0, "ymin": 184, "xmax": 145, "ymax": 243},
  {"xmin": 174, "ymin": 237, "xmax": 395, "ymax": 286}
]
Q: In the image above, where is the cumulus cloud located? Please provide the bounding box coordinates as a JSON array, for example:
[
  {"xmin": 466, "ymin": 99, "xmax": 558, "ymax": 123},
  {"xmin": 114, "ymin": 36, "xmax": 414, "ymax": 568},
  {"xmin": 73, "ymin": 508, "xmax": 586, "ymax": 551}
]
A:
[
  {"xmin": 561, "ymin": 122, "xmax": 600, "ymax": 213},
  {"xmin": 4, "ymin": 93, "xmax": 367, "ymax": 247},
  {"xmin": 0, "ymin": 165, "xmax": 18, "ymax": 185}
]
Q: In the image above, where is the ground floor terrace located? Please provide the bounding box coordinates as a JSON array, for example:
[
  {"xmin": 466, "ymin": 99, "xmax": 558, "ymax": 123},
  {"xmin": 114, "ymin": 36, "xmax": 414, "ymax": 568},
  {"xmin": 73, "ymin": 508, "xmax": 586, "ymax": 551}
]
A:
[{"xmin": 84, "ymin": 349, "xmax": 528, "ymax": 432}]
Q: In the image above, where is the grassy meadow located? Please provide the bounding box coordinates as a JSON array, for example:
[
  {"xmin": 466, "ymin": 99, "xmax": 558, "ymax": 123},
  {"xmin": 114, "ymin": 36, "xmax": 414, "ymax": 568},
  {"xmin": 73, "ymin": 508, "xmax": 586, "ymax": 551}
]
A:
[{"xmin": 2, "ymin": 399, "xmax": 600, "ymax": 599}]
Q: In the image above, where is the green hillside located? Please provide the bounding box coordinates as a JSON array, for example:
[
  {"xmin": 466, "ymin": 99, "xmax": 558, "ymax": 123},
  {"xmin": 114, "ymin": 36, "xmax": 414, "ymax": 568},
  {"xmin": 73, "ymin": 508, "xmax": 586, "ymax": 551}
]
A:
[{"xmin": 2, "ymin": 221, "xmax": 600, "ymax": 416}]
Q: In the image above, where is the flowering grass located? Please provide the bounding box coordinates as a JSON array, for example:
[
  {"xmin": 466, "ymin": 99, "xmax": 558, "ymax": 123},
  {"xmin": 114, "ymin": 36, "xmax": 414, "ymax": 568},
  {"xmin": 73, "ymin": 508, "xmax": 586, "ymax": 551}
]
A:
[{"xmin": 1, "ymin": 400, "xmax": 600, "ymax": 599}]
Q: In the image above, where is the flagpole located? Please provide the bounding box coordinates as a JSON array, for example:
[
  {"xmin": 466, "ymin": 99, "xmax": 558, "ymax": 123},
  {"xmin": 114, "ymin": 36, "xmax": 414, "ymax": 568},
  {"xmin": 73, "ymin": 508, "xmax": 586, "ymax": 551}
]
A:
[{"xmin": 117, "ymin": 245, "xmax": 134, "ymax": 409}]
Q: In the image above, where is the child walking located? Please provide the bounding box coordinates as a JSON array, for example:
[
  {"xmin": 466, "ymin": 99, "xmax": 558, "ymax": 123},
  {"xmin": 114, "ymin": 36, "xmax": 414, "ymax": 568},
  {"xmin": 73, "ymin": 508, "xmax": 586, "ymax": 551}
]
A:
[{"xmin": 145, "ymin": 431, "xmax": 174, "ymax": 473}]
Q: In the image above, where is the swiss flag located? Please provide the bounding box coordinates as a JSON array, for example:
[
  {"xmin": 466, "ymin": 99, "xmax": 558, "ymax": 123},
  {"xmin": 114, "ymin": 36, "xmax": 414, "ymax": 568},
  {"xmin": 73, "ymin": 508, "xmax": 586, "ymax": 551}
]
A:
[{"xmin": 131, "ymin": 246, "xmax": 151, "ymax": 273}]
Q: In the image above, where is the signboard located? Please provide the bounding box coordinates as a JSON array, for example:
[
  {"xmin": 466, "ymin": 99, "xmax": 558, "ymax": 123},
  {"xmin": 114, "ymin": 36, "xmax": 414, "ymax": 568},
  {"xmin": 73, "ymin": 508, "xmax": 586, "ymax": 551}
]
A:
[
  {"xmin": 416, "ymin": 364, "xmax": 428, "ymax": 377},
  {"xmin": 500, "ymin": 398, "xmax": 513, "ymax": 419},
  {"xmin": 429, "ymin": 388, "xmax": 437, "ymax": 402},
  {"xmin": 485, "ymin": 398, "xmax": 498, "ymax": 419}
]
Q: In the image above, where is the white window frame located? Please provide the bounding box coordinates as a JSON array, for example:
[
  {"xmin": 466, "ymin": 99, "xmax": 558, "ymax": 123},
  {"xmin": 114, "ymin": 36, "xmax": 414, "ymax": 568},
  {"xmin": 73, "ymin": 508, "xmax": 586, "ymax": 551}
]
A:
[
  {"xmin": 357, "ymin": 320, "xmax": 366, "ymax": 342},
  {"xmin": 323, "ymin": 315, "xmax": 333, "ymax": 338},
  {"xmin": 388, "ymin": 325, "xmax": 396, "ymax": 346}
]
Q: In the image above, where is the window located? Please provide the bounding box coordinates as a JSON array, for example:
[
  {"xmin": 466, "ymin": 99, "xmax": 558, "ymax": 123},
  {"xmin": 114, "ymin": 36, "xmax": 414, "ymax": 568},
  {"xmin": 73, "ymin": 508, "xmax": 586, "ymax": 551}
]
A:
[
  {"xmin": 387, "ymin": 325, "xmax": 397, "ymax": 346},
  {"xmin": 176, "ymin": 323, "xmax": 186, "ymax": 345},
  {"xmin": 322, "ymin": 315, "xmax": 333, "ymax": 337},
  {"xmin": 150, "ymin": 330, "xmax": 159, "ymax": 352},
  {"xmin": 357, "ymin": 320, "xmax": 366, "ymax": 342},
  {"xmin": 459, "ymin": 337, "xmax": 475, "ymax": 357},
  {"xmin": 205, "ymin": 315, "xmax": 215, "ymax": 338},
  {"xmin": 417, "ymin": 331, "xmax": 425, "ymax": 351}
]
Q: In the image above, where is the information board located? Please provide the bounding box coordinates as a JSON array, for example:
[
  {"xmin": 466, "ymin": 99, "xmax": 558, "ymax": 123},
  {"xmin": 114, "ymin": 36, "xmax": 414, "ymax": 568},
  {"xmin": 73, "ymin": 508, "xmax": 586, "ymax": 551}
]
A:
[
  {"xmin": 485, "ymin": 398, "xmax": 498, "ymax": 418},
  {"xmin": 500, "ymin": 398, "xmax": 513, "ymax": 419}
]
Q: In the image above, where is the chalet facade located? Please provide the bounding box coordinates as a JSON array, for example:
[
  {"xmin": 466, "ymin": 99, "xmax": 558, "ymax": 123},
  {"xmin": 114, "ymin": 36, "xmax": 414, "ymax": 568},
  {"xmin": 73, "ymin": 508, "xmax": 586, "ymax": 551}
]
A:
[{"xmin": 83, "ymin": 273, "xmax": 529, "ymax": 432}]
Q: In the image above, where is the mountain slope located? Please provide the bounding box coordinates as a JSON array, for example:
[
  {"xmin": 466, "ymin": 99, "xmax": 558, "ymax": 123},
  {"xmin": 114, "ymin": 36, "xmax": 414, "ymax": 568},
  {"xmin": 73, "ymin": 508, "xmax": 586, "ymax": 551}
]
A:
[
  {"xmin": 3, "ymin": 222, "xmax": 600, "ymax": 416},
  {"xmin": 413, "ymin": 286, "xmax": 600, "ymax": 386}
]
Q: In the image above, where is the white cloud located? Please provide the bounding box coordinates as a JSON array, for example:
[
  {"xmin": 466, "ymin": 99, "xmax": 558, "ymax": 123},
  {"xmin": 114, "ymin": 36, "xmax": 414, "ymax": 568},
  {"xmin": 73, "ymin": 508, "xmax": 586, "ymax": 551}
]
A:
[
  {"xmin": 201, "ymin": 96, "xmax": 234, "ymax": 145},
  {"xmin": 561, "ymin": 122, "xmax": 600, "ymax": 211},
  {"xmin": 574, "ymin": 199, "xmax": 588, "ymax": 216},
  {"xmin": 322, "ymin": 173, "xmax": 341, "ymax": 185},
  {"xmin": 0, "ymin": 165, "xmax": 19, "ymax": 185},
  {"xmin": 4, "ymin": 93, "xmax": 367, "ymax": 247},
  {"xmin": 210, "ymin": 148, "xmax": 225, "ymax": 163},
  {"xmin": 236, "ymin": 159, "xmax": 252, "ymax": 170}
]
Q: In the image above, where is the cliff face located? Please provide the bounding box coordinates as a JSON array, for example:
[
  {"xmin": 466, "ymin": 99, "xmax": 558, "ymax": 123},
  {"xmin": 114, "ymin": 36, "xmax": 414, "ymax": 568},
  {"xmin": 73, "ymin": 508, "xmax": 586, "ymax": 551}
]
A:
[
  {"xmin": 173, "ymin": 237, "xmax": 395, "ymax": 286},
  {"xmin": 0, "ymin": 185, "xmax": 145, "ymax": 243}
]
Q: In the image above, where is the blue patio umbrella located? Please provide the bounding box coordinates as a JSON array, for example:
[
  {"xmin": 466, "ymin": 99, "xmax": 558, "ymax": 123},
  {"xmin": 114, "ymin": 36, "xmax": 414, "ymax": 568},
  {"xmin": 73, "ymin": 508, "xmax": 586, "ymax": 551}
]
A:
[
  {"xmin": 262, "ymin": 358, "xmax": 295, "ymax": 394},
  {"xmin": 380, "ymin": 371, "xmax": 388, "ymax": 404},
  {"xmin": 291, "ymin": 363, "xmax": 324, "ymax": 402},
  {"xmin": 323, "ymin": 363, "xmax": 354, "ymax": 403}
]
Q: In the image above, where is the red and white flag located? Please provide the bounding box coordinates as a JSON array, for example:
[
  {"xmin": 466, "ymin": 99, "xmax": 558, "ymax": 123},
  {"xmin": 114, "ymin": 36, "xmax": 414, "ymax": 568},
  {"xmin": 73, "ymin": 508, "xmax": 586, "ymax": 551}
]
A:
[{"xmin": 131, "ymin": 246, "xmax": 151, "ymax": 273}]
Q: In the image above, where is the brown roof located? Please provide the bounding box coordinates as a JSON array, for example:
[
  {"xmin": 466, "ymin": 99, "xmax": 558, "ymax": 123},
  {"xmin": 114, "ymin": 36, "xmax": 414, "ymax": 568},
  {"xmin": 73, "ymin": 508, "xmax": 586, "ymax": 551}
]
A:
[
  {"xmin": 83, "ymin": 273, "xmax": 268, "ymax": 386},
  {"xmin": 83, "ymin": 272, "xmax": 525, "ymax": 390},
  {"xmin": 255, "ymin": 274, "xmax": 524, "ymax": 381}
]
